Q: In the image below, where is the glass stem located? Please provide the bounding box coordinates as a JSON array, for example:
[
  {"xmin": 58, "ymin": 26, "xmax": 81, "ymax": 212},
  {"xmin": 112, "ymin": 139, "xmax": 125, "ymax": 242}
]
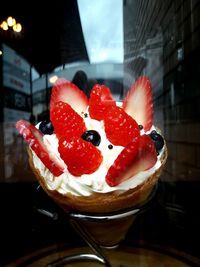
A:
[{"xmin": 70, "ymin": 218, "xmax": 112, "ymax": 267}]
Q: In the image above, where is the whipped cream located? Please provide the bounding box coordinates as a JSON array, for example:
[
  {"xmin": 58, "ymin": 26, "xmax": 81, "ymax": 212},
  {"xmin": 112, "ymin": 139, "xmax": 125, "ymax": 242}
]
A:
[{"xmin": 32, "ymin": 113, "xmax": 163, "ymax": 197}]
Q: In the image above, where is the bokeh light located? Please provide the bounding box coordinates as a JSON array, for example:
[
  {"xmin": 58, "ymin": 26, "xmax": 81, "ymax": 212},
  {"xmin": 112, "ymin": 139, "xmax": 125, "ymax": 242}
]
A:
[{"xmin": 0, "ymin": 16, "xmax": 22, "ymax": 33}]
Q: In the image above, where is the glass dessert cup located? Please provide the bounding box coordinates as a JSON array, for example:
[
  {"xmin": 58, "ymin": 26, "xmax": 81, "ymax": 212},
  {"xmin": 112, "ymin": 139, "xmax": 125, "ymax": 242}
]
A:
[
  {"xmin": 28, "ymin": 138, "xmax": 167, "ymax": 266},
  {"xmin": 35, "ymin": 183, "xmax": 158, "ymax": 267},
  {"xmin": 31, "ymin": 142, "xmax": 167, "ymax": 266},
  {"xmin": 70, "ymin": 207, "xmax": 139, "ymax": 249}
]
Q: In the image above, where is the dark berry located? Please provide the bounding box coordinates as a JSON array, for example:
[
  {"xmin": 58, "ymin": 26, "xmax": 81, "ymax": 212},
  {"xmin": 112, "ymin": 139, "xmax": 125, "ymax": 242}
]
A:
[
  {"xmin": 81, "ymin": 130, "xmax": 101, "ymax": 146},
  {"xmin": 139, "ymin": 125, "xmax": 143, "ymax": 130},
  {"xmin": 149, "ymin": 130, "xmax": 164, "ymax": 153},
  {"xmin": 108, "ymin": 144, "xmax": 113, "ymax": 149},
  {"xmin": 39, "ymin": 120, "xmax": 54, "ymax": 135}
]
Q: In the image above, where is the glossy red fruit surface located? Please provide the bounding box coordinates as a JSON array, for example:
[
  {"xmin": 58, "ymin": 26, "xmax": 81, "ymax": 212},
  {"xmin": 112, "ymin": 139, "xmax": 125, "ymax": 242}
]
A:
[
  {"xmin": 106, "ymin": 134, "xmax": 157, "ymax": 187},
  {"xmin": 58, "ymin": 136, "xmax": 103, "ymax": 176},
  {"xmin": 50, "ymin": 101, "xmax": 86, "ymax": 138},
  {"xmin": 106, "ymin": 136, "xmax": 139, "ymax": 186},
  {"xmin": 88, "ymin": 84, "xmax": 116, "ymax": 120},
  {"xmin": 16, "ymin": 120, "xmax": 64, "ymax": 176},
  {"xmin": 104, "ymin": 106, "xmax": 140, "ymax": 146}
]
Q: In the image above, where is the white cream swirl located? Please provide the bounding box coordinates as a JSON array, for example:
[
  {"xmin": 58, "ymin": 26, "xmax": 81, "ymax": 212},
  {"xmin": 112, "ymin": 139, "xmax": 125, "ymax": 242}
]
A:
[{"xmin": 32, "ymin": 116, "xmax": 163, "ymax": 197}]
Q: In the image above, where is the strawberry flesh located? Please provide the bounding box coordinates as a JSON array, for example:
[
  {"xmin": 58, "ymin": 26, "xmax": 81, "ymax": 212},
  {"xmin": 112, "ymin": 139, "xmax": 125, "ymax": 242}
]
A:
[
  {"xmin": 16, "ymin": 120, "xmax": 64, "ymax": 176},
  {"xmin": 58, "ymin": 136, "xmax": 103, "ymax": 176},
  {"xmin": 89, "ymin": 84, "xmax": 116, "ymax": 120},
  {"xmin": 50, "ymin": 78, "xmax": 89, "ymax": 115},
  {"xmin": 50, "ymin": 101, "xmax": 86, "ymax": 139},
  {"xmin": 123, "ymin": 76, "xmax": 153, "ymax": 131},
  {"xmin": 106, "ymin": 136, "xmax": 139, "ymax": 186},
  {"xmin": 106, "ymin": 134, "xmax": 157, "ymax": 187},
  {"xmin": 104, "ymin": 106, "xmax": 140, "ymax": 147}
]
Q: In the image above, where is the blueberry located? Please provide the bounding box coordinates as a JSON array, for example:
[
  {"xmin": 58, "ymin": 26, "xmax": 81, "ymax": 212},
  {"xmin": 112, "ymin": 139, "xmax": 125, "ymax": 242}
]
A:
[
  {"xmin": 149, "ymin": 130, "xmax": 164, "ymax": 153},
  {"xmin": 39, "ymin": 120, "xmax": 54, "ymax": 135},
  {"xmin": 81, "ymin": 130, "xmax": 101, "ymax": 146}
]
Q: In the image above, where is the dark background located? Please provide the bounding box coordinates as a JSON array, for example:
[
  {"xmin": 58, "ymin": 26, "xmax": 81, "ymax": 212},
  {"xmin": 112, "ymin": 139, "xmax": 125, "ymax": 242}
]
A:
[{"xmin": 0, "ymin": 0, "xmax": 88, "ymax": 75}]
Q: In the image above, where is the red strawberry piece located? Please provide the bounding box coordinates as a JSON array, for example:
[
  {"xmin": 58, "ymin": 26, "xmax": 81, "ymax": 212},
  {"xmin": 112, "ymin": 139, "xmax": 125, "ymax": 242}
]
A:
[
  {"xmin": 106, "ymin": 136, "xmax": 139, "ymax": 187},
  {"xmin": 50, "ymin": 101, "xmax": 87, "ymax": 138},
  {"xmin": 104, "ymin": 106, "xmax": 140, "ymax": 147},
  {"xmin": 15, "ymin": 120, "xmax": 64, "ymax": 176},
  {"xmin": 58, "ymin": 136, "xmax": 103, "ymax": 176},
  {"xmin": 88, "ymin": 84, "xmax": 116, "ymax": 120},
  {"xmin": 50, "ymin": 78, "xmax": 89, "ymax": 115},
  {"xmin": 106, "ymin": 134, "xmax": 157, "ymax": 187},
  {"xmin": 122, "ymin": 76, "xmax": 153, "ymax": 131}
]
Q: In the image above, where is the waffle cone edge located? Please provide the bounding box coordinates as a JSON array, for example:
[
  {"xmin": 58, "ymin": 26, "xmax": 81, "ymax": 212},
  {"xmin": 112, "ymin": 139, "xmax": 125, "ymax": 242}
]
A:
[{"xmin": 28, "ymin": 146, "xmax": 168, "ymax": 214}]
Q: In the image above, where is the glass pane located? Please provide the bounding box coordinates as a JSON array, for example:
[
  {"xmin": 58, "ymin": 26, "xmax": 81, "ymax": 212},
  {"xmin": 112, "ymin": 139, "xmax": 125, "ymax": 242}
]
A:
[{"xmin": 0, "ymin": 0, "xmax": 200, "ymax": 266}]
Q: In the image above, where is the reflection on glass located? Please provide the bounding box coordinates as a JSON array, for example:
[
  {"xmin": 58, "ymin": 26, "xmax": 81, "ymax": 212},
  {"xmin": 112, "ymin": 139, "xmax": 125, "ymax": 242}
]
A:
[{"xmin": 77, "ymin": 0, "xmax": 123, "ymax": 64}]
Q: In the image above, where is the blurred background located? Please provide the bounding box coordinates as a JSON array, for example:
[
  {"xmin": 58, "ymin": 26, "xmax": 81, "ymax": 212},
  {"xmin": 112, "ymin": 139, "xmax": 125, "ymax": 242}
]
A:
[{"xmin": 0, "ymin": 0, "xmax": 200, "ymax": 266}]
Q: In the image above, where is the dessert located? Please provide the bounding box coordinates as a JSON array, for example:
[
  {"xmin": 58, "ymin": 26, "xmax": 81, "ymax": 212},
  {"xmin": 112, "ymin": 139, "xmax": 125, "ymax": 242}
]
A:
[
  {"xmin": 16, "ymin": 76, "xmax": 167, "ymax": 247},
  {"xmin": 16, "ymin": 76, "xmax": 167, "ymax": 215}
]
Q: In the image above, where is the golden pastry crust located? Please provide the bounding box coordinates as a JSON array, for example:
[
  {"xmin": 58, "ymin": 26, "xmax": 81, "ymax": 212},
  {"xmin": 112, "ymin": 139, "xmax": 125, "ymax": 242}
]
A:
[{"xmin": 28, "ymin": 145, "xmax": 168, "ymax": 214}]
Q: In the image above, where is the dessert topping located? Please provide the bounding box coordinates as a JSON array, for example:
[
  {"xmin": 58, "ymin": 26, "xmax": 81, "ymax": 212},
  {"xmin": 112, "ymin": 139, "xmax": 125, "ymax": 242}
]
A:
[
  {"xmin": 16, "ymin": 120, "xmax": 65, "ymax": 176},
  {"xmin": 81, "ymin": 130, "xmax": 101, "ymax": 146},
  {"xmin": 16, "ymin": 75, "xmax": 162, "ymax": 188},
  {"xmin": 106, "ymin": 134, "xmax": 157, "ymax": 186},
  {"xmin": 58, "ymin": 136, "xmax": 103, "ymax": 176},
  {"xmin": 39, "ymin": 120, "xmax": 54, "ymax": 135},
  {"xmin": 50, "ymin": 101, "xmax": 86, "ymax": 138},
  {"xmin": 123, "ymin": 76, "xmax": 153, "ymax": 131},
  {"xmin": 104, "ymin": 106, "xmax": 140, "ymax": 147},
  {"xmin": 149, "ymin": 130, "xmax": 164, "ymax": 154},
  {"xmin": 50, "ymin": 78, "xmax": 88, "ymax": 115},
  {"xmin": 108, "ymin": 144, "xmax": 113, "ymax": 149},
  {"xmin": 88, "ymin": 84, "xmax": 116, "ymax": 121},
  {"xmin": 84, "ymin": 113, "xmax": 88, "ymax": 118},
  {"xmin": 106, "ymin": 136, "xmax": 139, "ymax": 186}
]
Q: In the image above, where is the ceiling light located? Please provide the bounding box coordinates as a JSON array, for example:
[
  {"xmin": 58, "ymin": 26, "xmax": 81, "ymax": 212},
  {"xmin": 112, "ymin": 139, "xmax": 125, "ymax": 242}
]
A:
[
  {"xmin": 7, "ymin": 16, "xmax": 16, "ymax": 27},
  {"xmin": 0, "ymin": 17, "xmax": 22, "ymax": 33},
  {"xmin": 49, "ymin": 75, "xmax": 58, "ymax": 83},
  {"xmin": 13, "ymin": 23, "xmax": 22, "ymax": 33},
  {"xmin": 1, "ymin": 21, "xmax": 8, "ymax": 31}
]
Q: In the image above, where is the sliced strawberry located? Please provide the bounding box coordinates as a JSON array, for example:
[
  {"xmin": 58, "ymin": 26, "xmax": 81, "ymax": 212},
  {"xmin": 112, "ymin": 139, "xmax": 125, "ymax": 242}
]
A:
[
  {"xmin": 106, "ymin": 136, "xmax": 139, "ymax": 186},
  {"xmin": 106, "ymin": 135, "xmax": 157, "ymax": 187},
  {"xmin": 58, "ymin": 136, "xmax": 103, "ymax": 176},
  {"xmin": 88, "ymin": 84, "xmax": 116, "ymax": 120},
  {"xmin": 16, "ymin": 120, "xmax": 64, "ymax": 176},
  {"xmin": 123, "ymin": 76, "xmax": 153, "ymax": 131},
  {"xmin": 50, "ymin": 78, "xmax": 89, "ymax": 115},
  {"xmin": 50, "ymin": 101, "xmax": 86, "ymax": 138},
  {"xmin": 104, "ymin": 106, "xmax": 140, "ymax": 147}
]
